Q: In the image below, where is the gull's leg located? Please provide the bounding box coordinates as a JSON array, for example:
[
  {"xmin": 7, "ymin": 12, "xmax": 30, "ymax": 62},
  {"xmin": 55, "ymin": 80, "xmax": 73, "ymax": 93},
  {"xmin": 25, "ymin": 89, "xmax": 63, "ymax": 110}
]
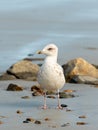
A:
[
  {"xmin": 42, "ymin": 92, "xmax": 47, "ymax": 109},
  {"xmin": 57, "ymin": 89, "xmax": 62, "ymax": 109}
]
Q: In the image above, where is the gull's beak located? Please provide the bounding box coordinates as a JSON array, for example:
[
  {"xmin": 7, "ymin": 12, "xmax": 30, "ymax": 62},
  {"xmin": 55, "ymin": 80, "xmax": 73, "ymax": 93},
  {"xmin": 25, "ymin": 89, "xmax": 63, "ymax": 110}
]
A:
[{"xmin": 37, "ymin": 50, "xmax": 43, "ymax": 54}]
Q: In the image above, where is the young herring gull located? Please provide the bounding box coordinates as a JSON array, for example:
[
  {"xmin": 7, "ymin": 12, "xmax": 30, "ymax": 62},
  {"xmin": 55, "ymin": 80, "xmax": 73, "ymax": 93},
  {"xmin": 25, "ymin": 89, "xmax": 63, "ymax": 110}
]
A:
[{"xmin": 37, "ymin": 44, "xmax": 65, "ymax": 109}]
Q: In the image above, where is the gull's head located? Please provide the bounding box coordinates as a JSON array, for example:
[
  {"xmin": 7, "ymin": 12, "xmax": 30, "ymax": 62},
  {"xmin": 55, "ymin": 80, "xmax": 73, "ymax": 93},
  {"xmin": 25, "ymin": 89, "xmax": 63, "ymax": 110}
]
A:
[{"xmin": 37, "ymin": 44, "xmax": 58, "ymax": 56}]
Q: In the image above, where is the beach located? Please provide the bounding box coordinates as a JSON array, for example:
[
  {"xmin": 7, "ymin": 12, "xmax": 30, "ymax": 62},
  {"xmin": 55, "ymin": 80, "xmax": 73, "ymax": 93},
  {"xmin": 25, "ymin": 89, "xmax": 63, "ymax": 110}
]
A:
[
  {"xmin": 0, "ymin": 80, "xmax": 98, "ymax": 130},
  {"xmin": 0, "ymin": 0, "xmax": 98, "ymax": 129}
]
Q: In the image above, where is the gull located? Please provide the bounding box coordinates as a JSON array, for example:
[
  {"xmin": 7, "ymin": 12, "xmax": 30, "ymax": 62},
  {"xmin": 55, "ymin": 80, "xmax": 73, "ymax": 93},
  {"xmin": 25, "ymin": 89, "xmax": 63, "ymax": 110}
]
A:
[{"xmin": 37, "ymin": 44, "xmax": 65, "ymax": 109}]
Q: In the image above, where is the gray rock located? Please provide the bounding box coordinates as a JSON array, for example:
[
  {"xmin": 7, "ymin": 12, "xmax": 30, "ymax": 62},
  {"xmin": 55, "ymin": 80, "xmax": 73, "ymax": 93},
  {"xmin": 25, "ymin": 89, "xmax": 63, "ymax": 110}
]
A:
[
  {"xmin": 7, "ymin": 60, "xmax": 39, "ymax": 80},
  {"xmin": 70, "ymin": 75, "xmax": 98, "ymax": 85}
]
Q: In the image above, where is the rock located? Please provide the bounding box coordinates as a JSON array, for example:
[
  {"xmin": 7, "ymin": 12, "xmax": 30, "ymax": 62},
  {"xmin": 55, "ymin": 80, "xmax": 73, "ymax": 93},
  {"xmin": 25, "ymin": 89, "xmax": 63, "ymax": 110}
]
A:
[
  {"xmin": 16, "ymin": 110, "xmax": 23, "ymax": 114},
  {"xmin": 23, "ymin": 120, "xmax": 29, "ymax": 123},
  {"xmin": 76, "ymin": 122, "xmax": 87, "ymax": 125},
  {"xmin": 31, "ymin": 85, "xmax": 43, "ymax": 96},
  {"xmin": 62, "ymin": 58, "xmax": 98, "ymax": 83},
  {"xmin": 46, "ymin": 91, "xmax": 55, "ymax": 95},
  {"xmin": 79, "ymin": 115, "xmax": 86, "ymax": 118},
  {"xmin": 21, "ymin": 96, "xmax": 30, "ymax": 99},
  {"xmin": 44, "ymin": 118, "xmax": 51, "ymax": 121},
  {"xmin": 26, "ymin": 118, "xmax": 35, "ymax": 122},
  {"xmin": 61, "ymin": 104, "xmax": 68, "ymax": 108},
  {"xmin": 23, "ymin": 118, "xmax": 35, "ymax": 123},
  {"xmin": 63, "ymin": 89, "xmax": 76, "ymax": 93},
  {"xmin": 70, "ymin": 75, "xmax": 98, "ymax": 85},
  {"xmin": 59, "ymin": 92, "xmax": 75, "ymax": 98},
  {"xmin": 47, "ymin": 95, "xmax": 56, "ymax": 99},
  {"xmin": 0, "ymin": 73, "xmax": 16, "ymax": 80},
  {"xmin": 34, "ymin": 120, "xmax": 41, "ymax": 124},
  {"xmin": 32, "ymin": 91, "xmax": 42, "ymax": 96},
  {"xmin": 7, "ymin": 83, "xmax": 23, "ymax": 91},
  {"xmin": 31, "ymin": 85, "xmax": 43, "ymax": 93},
  {"xmin": 7, "ymin": 60, "xmax": 39, "ymax": 80},
  {"xmin": 61, "ymin": 123, "xmax": 70, "ymax": 127}
]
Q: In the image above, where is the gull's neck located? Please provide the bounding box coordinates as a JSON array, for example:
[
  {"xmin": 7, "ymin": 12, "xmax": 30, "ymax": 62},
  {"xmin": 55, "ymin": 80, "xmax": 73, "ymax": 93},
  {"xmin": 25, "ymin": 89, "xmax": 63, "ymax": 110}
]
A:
[{"xmin": 44, "ymin": 55, "xmax": 57, "ymax": 64}]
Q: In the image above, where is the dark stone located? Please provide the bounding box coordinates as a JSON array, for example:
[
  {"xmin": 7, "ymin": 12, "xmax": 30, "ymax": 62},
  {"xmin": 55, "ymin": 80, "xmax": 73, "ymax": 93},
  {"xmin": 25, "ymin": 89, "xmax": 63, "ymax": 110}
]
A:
[
  {"xmin": 34, "ymin": 120, "xmax": 41, "ymax": 124},
  {"xmin": 26, "ymin": 118, "xmax": 35, "ymax": 122},
  {"xmin": 7, "ymin": 83, "xmax": 23, "ymax": 91},
  {"xmin": 61, "ymin": 104, "xmax": 68, "ymax": 107},
  {"xmin": 32, "ymin": 91, "xmax": 42, "ymax": 96},
  {"xmin": 31, "ymin": 85, "xmax": 43, "ymax": 96},
  {"xmin": 23, "ymin": 121, "xmax": 29, "ymax": 123}
]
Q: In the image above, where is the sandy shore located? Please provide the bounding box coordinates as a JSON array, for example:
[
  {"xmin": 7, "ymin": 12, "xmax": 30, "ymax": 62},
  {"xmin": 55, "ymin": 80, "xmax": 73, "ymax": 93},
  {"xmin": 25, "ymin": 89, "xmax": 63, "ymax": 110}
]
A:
[{"xmin": 0, "ymin": 80, "xmax": 98, "ymax": 130}]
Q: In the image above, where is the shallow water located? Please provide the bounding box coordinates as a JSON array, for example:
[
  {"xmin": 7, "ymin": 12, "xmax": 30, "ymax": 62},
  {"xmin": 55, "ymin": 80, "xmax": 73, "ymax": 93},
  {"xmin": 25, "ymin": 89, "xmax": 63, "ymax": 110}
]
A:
[{"xmin": 0, "ymin": 0, "xmax": 98, "ymax": 73}]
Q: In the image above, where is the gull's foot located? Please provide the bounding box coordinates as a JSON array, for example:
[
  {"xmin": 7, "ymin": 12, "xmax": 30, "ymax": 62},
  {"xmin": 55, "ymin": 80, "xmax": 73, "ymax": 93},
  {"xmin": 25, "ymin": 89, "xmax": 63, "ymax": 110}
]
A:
[
  {"xmin": 41, "ymin": 105, "xmax": 48, "ymax": 110},
  {"xmin": 56, "ymin": 105, "xmax": 63, "ymax": 110}
]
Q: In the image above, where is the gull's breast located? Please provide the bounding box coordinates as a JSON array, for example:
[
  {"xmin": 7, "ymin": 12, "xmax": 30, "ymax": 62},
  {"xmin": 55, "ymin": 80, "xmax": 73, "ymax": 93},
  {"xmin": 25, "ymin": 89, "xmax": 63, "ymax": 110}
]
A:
[{"xmin": 37, "ymin": 63, "xmax": 65, "ymax": 91}]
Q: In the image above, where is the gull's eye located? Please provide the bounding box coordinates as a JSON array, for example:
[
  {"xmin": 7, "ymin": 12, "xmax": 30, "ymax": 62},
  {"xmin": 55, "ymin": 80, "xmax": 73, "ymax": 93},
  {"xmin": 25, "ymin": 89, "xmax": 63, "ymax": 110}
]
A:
[{"xmin": 48, "ymin": 48, "xmax": 53, "ymax": 51}]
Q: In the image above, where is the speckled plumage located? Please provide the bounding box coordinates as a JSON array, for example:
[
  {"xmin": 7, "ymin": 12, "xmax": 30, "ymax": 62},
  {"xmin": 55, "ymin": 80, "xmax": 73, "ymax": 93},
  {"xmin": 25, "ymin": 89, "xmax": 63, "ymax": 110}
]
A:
[{"xmin": 37, "ymin": 44, "xmax": 65, "ymax": 109}]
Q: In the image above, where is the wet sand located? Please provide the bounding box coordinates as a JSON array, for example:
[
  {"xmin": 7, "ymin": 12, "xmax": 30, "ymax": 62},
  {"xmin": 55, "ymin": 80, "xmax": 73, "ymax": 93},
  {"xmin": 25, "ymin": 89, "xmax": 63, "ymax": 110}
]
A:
[{"xmin": 0, "ymin": 80, "xmax": 98, "ymax": 130}]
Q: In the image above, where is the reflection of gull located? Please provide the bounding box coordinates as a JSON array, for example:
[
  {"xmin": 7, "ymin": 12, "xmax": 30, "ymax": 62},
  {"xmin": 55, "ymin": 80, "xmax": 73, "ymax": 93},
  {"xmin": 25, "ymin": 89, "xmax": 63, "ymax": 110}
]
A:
[{"xmin": 37, "ymin": 44, "xmax": 65, "ymax": 109}]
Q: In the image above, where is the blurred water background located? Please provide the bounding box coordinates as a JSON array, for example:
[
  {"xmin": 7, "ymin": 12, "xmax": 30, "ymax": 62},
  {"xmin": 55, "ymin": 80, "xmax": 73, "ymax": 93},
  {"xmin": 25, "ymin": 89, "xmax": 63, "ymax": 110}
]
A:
[{"xmin": 0, "ymin": 0, "xmax": 98, "ymax": 73}]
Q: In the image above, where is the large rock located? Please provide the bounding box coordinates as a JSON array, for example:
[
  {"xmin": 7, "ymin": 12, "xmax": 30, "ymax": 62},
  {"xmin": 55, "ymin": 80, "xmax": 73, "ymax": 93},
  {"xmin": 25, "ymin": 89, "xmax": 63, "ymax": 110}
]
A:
[
  {"xmin": 62, "ymin": 58, "xmax": 98, "ymax": 83},
  {"xmin": 70, "ymin": 75, "xmax": 98, "ymax": 85},
  {"xmin": 6, "ymin": 60, "xmax": 39, "ymax": 80}
]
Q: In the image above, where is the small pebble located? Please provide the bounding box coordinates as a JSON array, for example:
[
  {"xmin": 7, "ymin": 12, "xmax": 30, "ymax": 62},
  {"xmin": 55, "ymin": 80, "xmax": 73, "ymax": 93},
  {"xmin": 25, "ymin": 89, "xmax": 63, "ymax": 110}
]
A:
[
  {"xmin": 61, "ymin": 123, "xmax": 70, "ymax": 127},
  {"xmin": 64, "ymin": 89, "xmax": 75, "ymax": 93},
  {"xmin": 59, "ymin": 92, "xmax": 75, "ymax": 98},
  {"xmin": 16, "ymin": 110, "xmax": 23, "ymax": 114},
  {"xmin": 61, "ymin": 104, "xmax": 68, "ymax": 108},
  {"xmin": 21, "ymin": 96, "xmax": 30, "ymax": 99},
  {"xmin": 47, "ymin": 95, "xmax": 55, "ymax": 99},
  {"xmin": 44, "ymin": 118, "xmax": 50, "ymax": 121},
  {"xmin": 79, "ymin": 115, "xmax": 86, "ymax": 118},
  {"xmin": 34, "ymin": 120, "xmax": 41, "ymax": 124},
  {"xmin": 23, "ymin": 120, "xmax": 29, "ymax": 123},
  {"xmin": 26, "ymin": 118, "xmax": 35, "ymax": 122},
  {"xmin": 76, "ymin": 122, "xmax": 87, "ymax": 125}
]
